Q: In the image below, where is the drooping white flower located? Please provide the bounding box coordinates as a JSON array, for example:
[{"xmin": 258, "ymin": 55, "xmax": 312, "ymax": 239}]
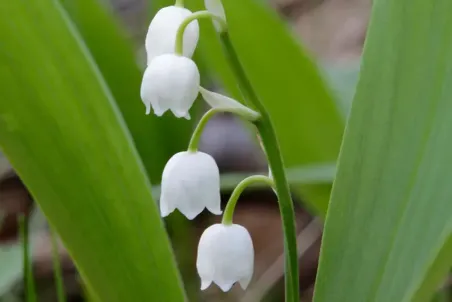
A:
[
  {"xmin": 160, "ymin": 151, "xmax": 222, "ymax": 219},
  {"xmin": 140, "ymin": 54, "xmax": 200, "ymax": 118},
  {"xmin": 197, "ymin": 223, "xmax": 254, "ymax": 292},
  {"xmin": 204, "ymin": 0, "xmax": 226, "ymax": 32},
  {"xmin": 199, "ymin": 87, "xmax": 260, "ymax": 120},
  {"xmin": 145, "ymin": 6, "xmax": 199, "ymax": 64}
]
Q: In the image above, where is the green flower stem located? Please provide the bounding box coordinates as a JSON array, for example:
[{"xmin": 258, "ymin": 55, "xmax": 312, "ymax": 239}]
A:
[
  {"xmin": 19, "ymin": 214, "xmax": 37, "ymax": 302},
  {"xmin": 220, "ymin": 32, "xmax": 300, "ymax": 302},
  {"xmin": 51, "ymin": 228, "xmax": 67, "ymax": 302},
  {"xmin": 175, "ymin": 11, "xmax": 227, "ymax": 55},
  {"xmin": 174, "ymin": 0, "xmax": 184, "ymax": 7},
  {"xmin": 188, "ymin": 107, "xmax": 259, "ymax": 152},
  {"xmin": 222, "ymin": 175, "xmax": 274, "ymax": 225}
]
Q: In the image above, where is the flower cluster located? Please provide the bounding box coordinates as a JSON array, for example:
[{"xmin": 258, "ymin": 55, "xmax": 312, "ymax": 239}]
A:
[{"xmin": 141, "ymin": 0, "xmax": 273, "ymax": 293}]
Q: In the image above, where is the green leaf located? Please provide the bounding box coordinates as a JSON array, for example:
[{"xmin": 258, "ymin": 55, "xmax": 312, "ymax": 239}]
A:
[
  {"xmin": 413, "ymin": 235, "xmax": 452, "ymax": 302},
  {"xmin": 198, "ymin": 0, "xmax": 344, "ymax": 215},
  {"xmin": 0, "ymin": 1, "xmax": 184, "ymax": 301},
  {"xmin": 61, "ymin": 0, "xmax": 193, "ymax": 183},
  {"xmin": 314, "ymin": 0, "xmax": 452, "ymax": 301}
]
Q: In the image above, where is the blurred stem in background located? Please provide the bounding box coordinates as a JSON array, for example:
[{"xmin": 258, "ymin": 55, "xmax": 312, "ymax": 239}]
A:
[
  {"xmin": 50, "ymin": 227, "xmax": 66, "ymax": 302},
  {"xmin": 18, "ymin": 215, "xmax": 36, "ymax": 302},
  {"xmin": 219, "ymin": 32, "xmax": 300, "ymax": 302}
]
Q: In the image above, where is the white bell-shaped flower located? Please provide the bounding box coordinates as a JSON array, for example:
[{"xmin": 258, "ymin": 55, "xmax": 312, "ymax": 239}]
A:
[
  {"xmin": 197, "ymin": 223, "xmax": 254, "ymax": 292},
  {"xmin": 160, "ymin": 151, "xmax": 222, "ymax": 219},
  {"xmin": 204, "ymin": 0, "xmax": 226, "ymax": 32},
  {"xmin": 145, "ymin": 6, "xmax": 199, "ymax": 63},
  {"xmin": 141, "ymin": 54, "xmax": 200, "ymax": 118}
]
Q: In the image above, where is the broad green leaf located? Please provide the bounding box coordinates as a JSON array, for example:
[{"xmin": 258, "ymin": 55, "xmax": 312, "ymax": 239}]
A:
[
  {"xmin": 0, "ymin": 1, "xmax": 184, "ymax": 301},
  {"xmin": 62, "ymin": 0, "xmax": 193, "ymax": 183},
  {"xmin": 314, "ymin": 0, "xmax": 452, "ymax": 301}
]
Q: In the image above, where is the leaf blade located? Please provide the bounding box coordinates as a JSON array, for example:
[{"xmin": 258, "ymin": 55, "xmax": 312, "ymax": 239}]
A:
[
  {"xmin": 314, "ymin": 0, "xmax": 452, "ymax": 301},
  {"xmin": 0, "ymin": 1, "xmax": 185, "ymax": 301}
]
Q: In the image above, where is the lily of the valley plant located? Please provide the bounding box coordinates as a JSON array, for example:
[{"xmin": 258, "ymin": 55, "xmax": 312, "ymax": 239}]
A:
[{"xmin": 141, "ymin": 0, "xmax": 300, "ymax": 298}]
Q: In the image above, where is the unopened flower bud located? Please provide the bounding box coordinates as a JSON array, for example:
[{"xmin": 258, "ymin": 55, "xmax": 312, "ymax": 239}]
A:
[{"xmin": 145, "ymin": 6, "xmax": 199, "ymax": 64}]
